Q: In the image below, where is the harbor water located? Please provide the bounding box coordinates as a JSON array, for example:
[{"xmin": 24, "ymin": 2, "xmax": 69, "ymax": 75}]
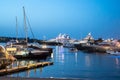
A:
[{"xmin": 2, "ymin": 44, "xmax": 120, "ymax": 80}]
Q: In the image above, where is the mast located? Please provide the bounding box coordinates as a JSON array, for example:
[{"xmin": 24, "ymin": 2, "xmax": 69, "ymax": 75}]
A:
[
  {"xmin": 16, "ymin": 16, "xmax": 18, "ymax": 41},
  {"xmin": 23, "ymin": 6, "xmax": 28, "ymax": 43}
]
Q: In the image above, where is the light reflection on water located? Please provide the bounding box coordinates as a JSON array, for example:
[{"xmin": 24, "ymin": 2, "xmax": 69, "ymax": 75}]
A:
[
  {"xmin": 85, "ymin": 55, "xmax": 90, "ymax": 67},
  {"xmin": 4, "ymin": 46, "xmax": 120, "ymax": 80}
]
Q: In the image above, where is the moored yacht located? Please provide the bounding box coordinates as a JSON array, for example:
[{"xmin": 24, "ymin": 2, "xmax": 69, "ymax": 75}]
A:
[{"xmin": 5, "ymin": 7, "xmax": 53, "ymax": 59}]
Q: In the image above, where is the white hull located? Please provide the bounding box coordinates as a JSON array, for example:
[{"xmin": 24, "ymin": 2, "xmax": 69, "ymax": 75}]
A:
[{"xmin": 106, "ymin": 50, "xmax": 120, "ymax": 55}]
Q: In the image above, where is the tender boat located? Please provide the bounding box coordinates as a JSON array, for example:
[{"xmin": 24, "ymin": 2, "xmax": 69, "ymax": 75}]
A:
[
  {"xmin": 106, "ymin": 50, "xmax": 120, "ymax": 55},
  {"xmin": 69, "ymin": 48, "xmax": 78, "ymax": 52}
]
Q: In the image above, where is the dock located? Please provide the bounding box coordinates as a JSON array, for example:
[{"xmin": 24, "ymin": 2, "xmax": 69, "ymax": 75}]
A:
[{"xmin": 0, "ymin": 62, "xmax": 53, "ymax": 76}]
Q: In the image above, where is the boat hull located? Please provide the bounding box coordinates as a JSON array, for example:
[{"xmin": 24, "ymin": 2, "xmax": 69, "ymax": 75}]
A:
[
  {"xmin": 28, "ymin": 45, "xmax": 53, "ymax": 53},
  {"xmin": 74, "ymin": 44, "xmax": 106, "ymax": 53},
  {"xmin": 13, "ymin": 51, "xmax": 52, "ymax": 60}
]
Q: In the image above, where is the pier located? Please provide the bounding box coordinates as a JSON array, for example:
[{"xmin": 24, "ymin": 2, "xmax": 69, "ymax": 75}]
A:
[{"xmin": 0, "ymin": 62, "xmax": 53, "ymax": 76}]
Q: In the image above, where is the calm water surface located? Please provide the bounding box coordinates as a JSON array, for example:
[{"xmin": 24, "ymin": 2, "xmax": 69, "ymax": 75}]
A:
[{"xmin": 4, "ymin": 45, "xmax": 120, "ymax": 80}]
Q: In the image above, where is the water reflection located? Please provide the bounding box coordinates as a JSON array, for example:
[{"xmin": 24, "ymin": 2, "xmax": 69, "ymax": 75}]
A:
[
  {"xmin": 57, "ymin": 46, "xmax": 64, "ymax": 53},
  {"xmin": 55, "ymin": 46, "xmax": 65, "ymax": 63},
  {"xmin": 85, "ymin": 55, "xmax": 91, "ymax": 67},
  {"xmin": 111, "ymin": 55, "xmax": 120, "ymax": 68},
  {"xmin": 39, "ymin": 67, "xmax": 43, "ymax": 73},
  {"xmin": 115, "ymin": 58, "xmax": 119, "ymax": 65},
  {"xmin": 75, "ymin": 52, "xmax": 78, "ymax": 63},
  {"xmin": 26, "ymin": 70, "xmax": 30, "ymax": 78},
  {"xmin": 5, "ymin": 46, "xmax": 120, "ymax": 79},
  {"xmin": 115, "ymin": 57, "xmax": 120, "ymax": 69}
]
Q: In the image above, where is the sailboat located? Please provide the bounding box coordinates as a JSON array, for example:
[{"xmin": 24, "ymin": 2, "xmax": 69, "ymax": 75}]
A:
[{"xmin": 6, "ymin": 7, "xmax": 52, "ymax": 59}]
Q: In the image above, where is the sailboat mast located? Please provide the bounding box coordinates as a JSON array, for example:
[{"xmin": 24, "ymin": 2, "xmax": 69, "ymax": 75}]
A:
[
  {"xmin": 16, "ymin": 16, "xmax": 18, "ymax": 41},
  {"xmin": 23, "ymin": 6, "xmax": 28, "ymax": 43}
]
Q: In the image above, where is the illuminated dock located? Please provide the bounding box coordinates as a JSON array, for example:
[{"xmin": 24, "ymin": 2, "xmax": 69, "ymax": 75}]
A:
[{"xmin": 0, "ymin": 62, "xmax": 53, "ymax": 76}]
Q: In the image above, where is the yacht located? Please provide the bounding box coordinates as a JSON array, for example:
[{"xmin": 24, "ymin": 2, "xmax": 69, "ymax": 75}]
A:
[{"xmin": 5, "ymin": 7, "xmax": 52, "ymax": 59}]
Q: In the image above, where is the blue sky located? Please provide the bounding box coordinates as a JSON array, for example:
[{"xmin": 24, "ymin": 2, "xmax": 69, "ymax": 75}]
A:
[{"xmin": 0, "ymin": 0, "xmax": 120, "ymax": 40}]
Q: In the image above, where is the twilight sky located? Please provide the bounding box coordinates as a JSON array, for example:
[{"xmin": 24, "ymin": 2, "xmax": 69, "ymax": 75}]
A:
[{"xmin": 0, "ymin": 0, "xmax": 120, "ymax": 40}]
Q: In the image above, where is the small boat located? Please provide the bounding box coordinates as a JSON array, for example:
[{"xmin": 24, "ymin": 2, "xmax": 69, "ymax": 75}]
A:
[
  {"xmin": 69, "ymin": 48, "xmax": 78, "ymax": 52},
  {"xmin": 106, "ymin": 50, "xmax": 120, "ymax": 55}
]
